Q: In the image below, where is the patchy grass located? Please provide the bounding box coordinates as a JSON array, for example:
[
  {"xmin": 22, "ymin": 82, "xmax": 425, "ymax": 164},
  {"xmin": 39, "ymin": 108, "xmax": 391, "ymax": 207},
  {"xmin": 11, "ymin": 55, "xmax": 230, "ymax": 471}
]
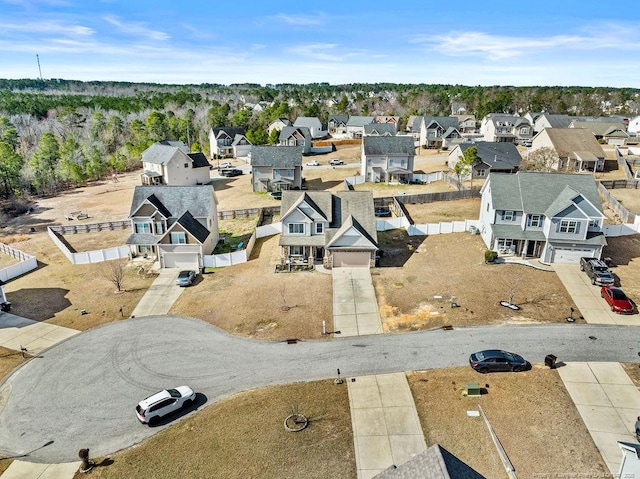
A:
[
  {"xmin": 408, "ymin": 367, "xmax": 608, "ymax": 478},
  {"xmin": 404, "ymin": 198, "xmax": 481, "ymax": 223},
  {"xmin": 214, "ymin": 218, "xmax": 260, "ymax": 253},
  {"xmin": 74, "ymin": 380, "xmax": 354, "ymax": 479}
]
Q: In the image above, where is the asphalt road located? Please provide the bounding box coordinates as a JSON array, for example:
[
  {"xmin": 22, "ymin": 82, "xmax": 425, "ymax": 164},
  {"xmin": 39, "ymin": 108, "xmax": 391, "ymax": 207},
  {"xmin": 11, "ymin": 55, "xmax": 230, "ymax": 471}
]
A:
[{"xmin": 0, "ymin": 315, "xmax": 638, "ymax": 463}]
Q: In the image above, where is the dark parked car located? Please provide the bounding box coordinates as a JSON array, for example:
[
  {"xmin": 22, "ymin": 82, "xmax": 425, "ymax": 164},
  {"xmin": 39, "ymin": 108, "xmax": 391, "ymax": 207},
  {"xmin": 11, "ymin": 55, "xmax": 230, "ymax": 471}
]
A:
[
  {"xmin": 601, "ymin": 286, "xmax": 634, "ymax": 314},
  {"xmin": 469, "ymin": 349, "xmax": 529, "ymax": 373},
  {"xmin": 220, "ymin": 168, "xmax": 242, "ymax": 177},
  {"xmin": 176, "ymin": 270, "xmax": 196, "ymax": 287},
  {"xmin": 635, "ymin": 416, "xmax": 640, "ymax": 442},
  {"xmin": 374, "ymin": 206, "xmax": 392, "ymax": 217}
]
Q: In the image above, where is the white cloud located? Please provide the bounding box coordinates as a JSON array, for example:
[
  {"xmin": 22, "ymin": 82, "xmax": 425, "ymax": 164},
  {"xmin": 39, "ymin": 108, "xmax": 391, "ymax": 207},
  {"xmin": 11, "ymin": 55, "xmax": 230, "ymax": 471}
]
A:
[
  {"xmin": 287, "ymin": 43, "xmax": 367, "ymax": 62},
  {"xmin": 268, "ymin": 13, "xmax": 325, "ymax": 27},
  {"xmin": 0, "ymin": 20, "xmax": 94, "ymax": 36},
  {"xmin": 103, "ymin": 15, "xmax": 170, "ymax": 41}
]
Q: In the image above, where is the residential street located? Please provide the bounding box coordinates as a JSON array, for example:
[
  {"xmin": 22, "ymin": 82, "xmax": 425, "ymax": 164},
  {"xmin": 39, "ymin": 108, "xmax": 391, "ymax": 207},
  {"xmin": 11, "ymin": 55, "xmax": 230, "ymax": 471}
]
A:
[{"xmin": 0, "ymin": 315, "xmax": 637, "ymax": 463}]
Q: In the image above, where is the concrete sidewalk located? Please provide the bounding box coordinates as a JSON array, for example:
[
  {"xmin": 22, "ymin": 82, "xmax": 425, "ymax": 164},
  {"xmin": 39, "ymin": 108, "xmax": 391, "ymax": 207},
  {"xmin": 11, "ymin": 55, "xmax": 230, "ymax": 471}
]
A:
[
  {"xmin": 558, "ymin": 362, "xmax": 640, "ymax": 474},
  {"xmin": 332, "ymin": 268, "xmax": 383, "ymax": 337},
  {"xmin": 0, "ymin": 461, "xmax": 80, "ymax": 479},
  {"xmin": 0, "ymin": 312, "xmax": 79, "ymax": 355},
  {"xmin": 130, "ymin": 268, "xmax": 185, "ymax": 317},
  {"xmin": 347, "ymin": 373, "xmax": 427, "ymax": 479}
]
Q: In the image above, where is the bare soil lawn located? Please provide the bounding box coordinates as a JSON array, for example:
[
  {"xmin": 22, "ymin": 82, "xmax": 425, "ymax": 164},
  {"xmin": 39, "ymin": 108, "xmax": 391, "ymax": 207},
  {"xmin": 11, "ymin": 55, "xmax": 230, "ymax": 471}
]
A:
[
  {"xmin": 404, "ymin": 198, "xmax": 480, "ymax": 223},
  {"xmin": 374, "ymin": 232, "xmax": 579, "ymax": 331},
  {"xmin": 74, "ymin": 380, "xmax": 354, "ymax": 479},
  {"xmin": 353, "ymin": 180, "xmax": 455, "ymax": 198},
  {"xmin": 170, "ymin": 234, "xmax": 333, "ymax": 340},
  {"xmin": 607, "ymin": 188, "xmax": 640, "ymax": 214},
  {"xmin": 408, "ymin": 367, "xmax": 608, "ymax": 478},
  {"xmin": 0, "ymin": 346, "xmax": 27, "ymax": 475},
  {"xmin": 0, "ymin": 252, "xmax": 20, "ymax": 268},
  {"xmin": 602, "ymin": 235, "xmax": 640, "ymax": 306}
]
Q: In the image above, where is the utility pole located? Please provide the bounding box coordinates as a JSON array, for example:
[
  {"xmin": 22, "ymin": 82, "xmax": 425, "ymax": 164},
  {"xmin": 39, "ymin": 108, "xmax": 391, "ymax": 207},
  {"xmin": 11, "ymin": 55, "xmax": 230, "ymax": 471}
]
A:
[{"xmin": 36, "ymin": 54, "xmax": 43, "ymax": 81}]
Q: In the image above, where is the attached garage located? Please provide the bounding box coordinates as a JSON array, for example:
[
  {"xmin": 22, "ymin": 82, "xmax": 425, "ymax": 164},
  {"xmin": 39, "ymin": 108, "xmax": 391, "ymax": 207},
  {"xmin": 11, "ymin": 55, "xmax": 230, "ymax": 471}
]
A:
[
  {"xmin": 551, "ymin": 247, "xmax": 593, "ymax": 264},
  {"xmin": 163, "ymin": 253, "xmax": 200, "ymax": 269},
  {"xmin": 332, "ymin": 251, "xmax": 371, "ymax": 268}
]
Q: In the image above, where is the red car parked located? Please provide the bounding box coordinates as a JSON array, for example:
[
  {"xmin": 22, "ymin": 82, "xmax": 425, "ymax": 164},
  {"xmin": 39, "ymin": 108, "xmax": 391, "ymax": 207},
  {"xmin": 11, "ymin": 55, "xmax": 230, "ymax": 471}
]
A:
[{"xmin": 601, "ymin": 286, "xmax": 634, "ymax": 314}]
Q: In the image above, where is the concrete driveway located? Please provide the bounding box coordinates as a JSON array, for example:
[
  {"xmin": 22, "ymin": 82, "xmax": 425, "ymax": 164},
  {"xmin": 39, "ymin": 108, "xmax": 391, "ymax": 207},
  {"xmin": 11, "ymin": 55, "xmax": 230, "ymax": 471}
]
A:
[
  {"xmin": 553, "ymin": 264, "xmax": 638, "ymax": 325},
  {"xmin": 130, "ymin": 268, "xmax": 186, "ymax": 317},
  {"xmin": 1, "ymin": 317, "xmax": 640, "ymax": 463},
  {"xmin": 332, "ymin": 268, "xmax": 383, "ymax": 336}
]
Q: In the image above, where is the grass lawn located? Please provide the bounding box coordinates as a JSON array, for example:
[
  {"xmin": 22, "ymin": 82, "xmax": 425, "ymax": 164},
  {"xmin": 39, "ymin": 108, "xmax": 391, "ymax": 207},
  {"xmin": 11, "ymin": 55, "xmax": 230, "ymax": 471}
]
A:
[
  {"xmin": 74, "ymin": 380, "xmax": 355, "ymax": 479},
  {"xmin": 408, "ymin": 367, "xmax": 608, "ymax": 478},
  {"xmin": 215, "ymin": 217, "xmax": 260, "ymax": 253}
]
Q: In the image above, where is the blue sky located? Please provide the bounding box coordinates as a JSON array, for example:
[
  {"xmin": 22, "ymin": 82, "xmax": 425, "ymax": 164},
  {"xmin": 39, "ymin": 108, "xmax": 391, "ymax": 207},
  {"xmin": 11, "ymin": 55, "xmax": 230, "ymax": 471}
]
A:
[{"xmin": 0, "ymin": 0, "xmax": 638, "ymax": 87}]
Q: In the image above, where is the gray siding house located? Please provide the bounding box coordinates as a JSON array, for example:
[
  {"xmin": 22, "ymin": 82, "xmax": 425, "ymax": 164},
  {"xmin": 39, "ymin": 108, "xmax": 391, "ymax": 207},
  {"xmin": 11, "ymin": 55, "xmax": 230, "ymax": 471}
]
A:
[
  {"xmin": 250, "ymin": 146, "xmax": 303, "ymax": 192},
  {"xmin": 361, "ymin": 136, "xmax": 415, "ymax": 184}
]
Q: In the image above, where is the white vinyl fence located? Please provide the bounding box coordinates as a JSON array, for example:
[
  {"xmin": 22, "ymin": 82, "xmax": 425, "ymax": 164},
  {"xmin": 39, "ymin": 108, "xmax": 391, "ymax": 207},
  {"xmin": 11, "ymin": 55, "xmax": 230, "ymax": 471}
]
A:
[
  {"xmin": 0, "ymin": 243, "xmax": 38, "ymax": 282},
  {"xmin": 202, "ymin": 222, "xmax": 282, "ymax": 268},
  {"xmin": 407, "ymin": 220, "xmax": 479, "ymax": 236},
  {"xmin": 48, "ymin": 227, "xmax": 132, "ymax": 265}
]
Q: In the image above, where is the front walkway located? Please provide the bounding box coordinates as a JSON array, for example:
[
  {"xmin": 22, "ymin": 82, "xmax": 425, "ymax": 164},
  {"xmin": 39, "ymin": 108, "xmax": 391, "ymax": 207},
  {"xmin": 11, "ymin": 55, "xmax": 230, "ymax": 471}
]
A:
[
  {"xmin": 558, "ymin": 362, "xmax": 640, "ymax": 474},
  {"xmin": 347, "ymin": 373, "xmax": 427, "ymax": 479},
  {"xmin": 332, "ymin": 268, "xmax": 383, "ymax": 337}
]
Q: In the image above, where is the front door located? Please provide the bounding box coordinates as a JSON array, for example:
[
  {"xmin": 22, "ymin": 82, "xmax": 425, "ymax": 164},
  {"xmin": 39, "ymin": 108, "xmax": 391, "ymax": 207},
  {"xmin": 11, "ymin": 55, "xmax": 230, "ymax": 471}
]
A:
[
  {"xmin": 315, "ymin": 247, "xmax": 324, "ymax": 261},
  {"xmin": 527, "ymin": 241, "xmax": 536, "ymax": 256}
]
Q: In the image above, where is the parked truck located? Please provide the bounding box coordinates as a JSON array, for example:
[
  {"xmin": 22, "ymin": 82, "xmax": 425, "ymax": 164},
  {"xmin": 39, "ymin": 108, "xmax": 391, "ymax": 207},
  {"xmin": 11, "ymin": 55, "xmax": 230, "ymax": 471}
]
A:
[{"xmin": 579, "ymin": 257, "xmax": 615, "ymax": 286}]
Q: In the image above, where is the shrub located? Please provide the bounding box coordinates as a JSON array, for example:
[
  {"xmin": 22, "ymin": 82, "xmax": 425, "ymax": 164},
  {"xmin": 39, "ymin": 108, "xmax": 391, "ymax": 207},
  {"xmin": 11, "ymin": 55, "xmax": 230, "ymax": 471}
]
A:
[{"xmin": 485, "ymin": 250, "xmax": 498, "ymax": 263}]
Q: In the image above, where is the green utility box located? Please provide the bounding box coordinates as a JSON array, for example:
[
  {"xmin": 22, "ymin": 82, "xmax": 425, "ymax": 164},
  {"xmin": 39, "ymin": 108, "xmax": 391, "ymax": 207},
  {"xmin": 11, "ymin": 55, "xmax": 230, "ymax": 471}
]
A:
[{"xmin": 466, "ymin": 382, "xmax": 481, "ymax": 397}]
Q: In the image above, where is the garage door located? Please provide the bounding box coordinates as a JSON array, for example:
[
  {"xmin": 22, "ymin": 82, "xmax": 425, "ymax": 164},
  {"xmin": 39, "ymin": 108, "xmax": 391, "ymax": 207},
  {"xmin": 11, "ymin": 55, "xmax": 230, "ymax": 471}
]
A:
[
  {"xmin": 163, "ymin": 253, "xmax": 199, "ymax": 269},
  {"xmin": 552, "ymin": 248, "xmax": 591, "ymax": 264},
  {"xmin": 332, "ymin": 251, "xmax": 370, "ymax": 268}
]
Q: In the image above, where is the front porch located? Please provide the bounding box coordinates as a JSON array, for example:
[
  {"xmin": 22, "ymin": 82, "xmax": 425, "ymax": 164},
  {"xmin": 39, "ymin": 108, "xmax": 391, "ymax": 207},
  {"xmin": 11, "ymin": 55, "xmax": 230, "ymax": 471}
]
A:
[{"xmin": 494, "ymin": 238, "xmax": 545, "ymax": 259}]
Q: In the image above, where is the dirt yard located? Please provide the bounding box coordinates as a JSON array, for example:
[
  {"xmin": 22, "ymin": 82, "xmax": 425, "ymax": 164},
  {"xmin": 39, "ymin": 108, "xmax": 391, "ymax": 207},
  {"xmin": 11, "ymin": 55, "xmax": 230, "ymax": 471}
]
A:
[
  {"xmin": 602, "ymin": 235, "xmax": 640, "ymax": 306},
  {"xmin": 403, "ymin": 198, "xmax": 480, "ymax": 223},
  {"xmin": 608, "ymin": 187, "xmax": 640, "ymax": 214},
  {"xmin": 408, "ymin": 367, "xmax": 608, "ymax": 478}
]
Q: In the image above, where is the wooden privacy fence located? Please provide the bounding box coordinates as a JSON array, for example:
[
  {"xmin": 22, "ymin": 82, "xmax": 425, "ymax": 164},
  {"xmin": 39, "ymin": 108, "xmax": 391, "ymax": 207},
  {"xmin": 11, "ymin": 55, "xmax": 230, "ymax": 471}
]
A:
[
  {"xmin": 598, "ymin": 179, "xmax": 640, "ymax": 189},
  {"xmin": 218, "ymin": 206, "xmax": 280, "ymax": 220},
  {"xmin": 49, "ymin": 220, "xmax": 129, "ymax": 235}
]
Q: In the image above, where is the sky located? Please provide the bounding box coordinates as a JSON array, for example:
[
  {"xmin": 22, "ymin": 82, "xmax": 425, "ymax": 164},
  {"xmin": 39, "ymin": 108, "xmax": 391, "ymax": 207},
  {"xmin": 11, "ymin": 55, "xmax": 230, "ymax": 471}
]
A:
[{"xmin": 0, "ymin": 0, "xmax": 639, "ymax": 88}]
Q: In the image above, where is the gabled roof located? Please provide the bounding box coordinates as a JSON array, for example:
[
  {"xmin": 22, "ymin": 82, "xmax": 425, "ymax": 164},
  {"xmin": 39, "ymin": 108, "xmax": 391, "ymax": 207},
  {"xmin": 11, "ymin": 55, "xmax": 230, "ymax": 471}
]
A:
[
  {"xmin": 326, "ymin": 214, "xmax": 378, "ymax": 250},
  {"xmin": 442, "ymin": 126, "xmax": 460, "ymax": 139},
  {"xmin": 423, "ymin": 116, "xmax": 459, "ymax": 131},
  {"xmin": 129, "ymin": 185, "xmax": 215, "ymax": 219},
  {"xmin": 328, "ymin": 114, "xmax": 348, "ymax": 125},
  {"xmin": 364, "ymin": 123, "xmax": 396, "ymax": 136},
  {"xmin": 374, "ymin": 444, "xmax": 486, "ymax": 479},
  {"xmin": 250, "ymin": 146, "xmax": 303, "ymax": 168},
  {"xmin": 281, "ymin": 192, "xmax": 330, "ymax": 223},
  {"xmin": 186, "ymin": 152, "xmax": 211, "ymax": 169},
  {"xmin": 232, "ymin": 134, "xmax": 251, "ymax": 146},
  {"xmin": 537, "ymin": 114, "xmax": 572, "ymax": 128},
  {"xmin": 279, "ymin": 126, "xmax": 311, "ymax": 142},
  {"xmin": 570, "ymin": 121, "xmax": 629, "ymax": 137},
  {"xmin": 211, "ymin": 127, "xmax": 245, "ymax": 139},
  {"xmin": 172, "ymin": 210, "xmax": 211, "ymax": 243},
  {"xmin": 485, "ymin": 114, "xmax": 531, "ymax": 128},
  {"xmin": 459, "ymin": 141, "xmax": 522, "ymax": 169},
  {"xmin": 536, "ymin": 128, "xmax": 605, "ymax": 159},
  {"xmin": 269, "ymin": 118, "xmax": 292, "ymax": 127},
  {"xmin": 486, "ymin": 171, "xmax": 604, "ymax": 216},
  {"xmin": 347, "ymin": 116, "xmax": 375, "ymax": 127},
  {"xmin": 142, "ymin": 142, "xmax": 189, "ymax": 165},
  {"xmin": 293, "ymin": 116, "xmax": 322, "ymax": 129},
  {"xmin": 363, "ymin": 136, "xmax": 415, "ymax": 156}
]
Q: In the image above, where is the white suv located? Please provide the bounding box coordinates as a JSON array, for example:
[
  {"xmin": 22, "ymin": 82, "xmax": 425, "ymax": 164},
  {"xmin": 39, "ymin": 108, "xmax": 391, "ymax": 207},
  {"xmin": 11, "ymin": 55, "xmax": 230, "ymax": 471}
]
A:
[
  {"xmin": 329, "ymin": 158, "xmax": 344, "ymax": 166},
  {"xmin": 135, "ymin": 386, "xmax": 196, "ymax": 425}
]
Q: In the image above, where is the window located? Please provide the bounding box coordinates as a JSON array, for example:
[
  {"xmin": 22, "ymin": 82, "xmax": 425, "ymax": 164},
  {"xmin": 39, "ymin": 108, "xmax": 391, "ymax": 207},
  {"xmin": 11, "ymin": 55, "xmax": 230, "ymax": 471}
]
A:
[
  {"xmin": 315, "ymin": 223, "xmax": 323, "ymax": 234},
  {"xmin": 155, "ymin": 221, "xmax": 164, "ymax": 234},
  {"xmin": 476, "ymin": 169, "xmax": 486, "ymax": 177},
  {"xmin": 288, "ymin": 223, "xmax": 304, "ymax": 234},
  {"xmin": 559, "ymin": 220, "xmax": 578, "ymax": 233},
  {"xmin": 501, "ymin": 211, "xmax": 515, "ymax": 221},
  {"xmin": 170, "ymin": 232, "xmax": 187, "ymax": 244},
  {"xmin": 135, "ymin": 222, "xmax": 151, "ymax": 234},
  {"xmin": 184, "ymin": 163, "xmax": 189, "ymax": 168},
  {"xmin": 589, "ymin": 220, "xmax": 599, "ymax": 228},
  {"xmin": 519, "ymin": 127, "xmax": 529, "ymax": 135},
  {"xmin": 498, "ymin": 239, "xmax": 513, "ymax": 249},
  {"xmin": 528, "ymin": 215, "xmax": 542, "ymax": 227},
  {"xmin": 290, "ymin": 246, "xmax": 304, "ymax": 256}
]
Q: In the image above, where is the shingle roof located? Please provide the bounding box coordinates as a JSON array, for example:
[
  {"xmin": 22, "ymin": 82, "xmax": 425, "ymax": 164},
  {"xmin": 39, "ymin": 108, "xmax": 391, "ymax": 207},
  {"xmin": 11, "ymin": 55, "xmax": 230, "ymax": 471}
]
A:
[
  {"xmin": 279, "ymin": 126, "xmax": 311, "ymax": 142},
  {"xmin": 347, "ymin": 116, "xmax": 375, "ymax": 127},
  {"xmin": 328, "ymin": 114, "xmax": 348, "ymax": 124},
  {"xmin": 174, "ymin": 210, "xmax": 210, "ymax": 243},
  {"xmin": 363, "ymin": 136, "xmax": 415, "ymax": 156},
  {"xmin": 187, "ymin": 152, "xmax": 211, "ymax": 169},
  {"xmin": 424, "ymin": 116, "xmax": 459, "ymax": 130},
  {"xmin": 129, "ymin": 185, "xmax": 215, "ymax": 219},
  {"xmin": 364, "ymin": 123, "xmax": 397, "ymax": 135},
  {"xmin": 142, "ymin": 142, "xmax": 185, "ymax": 165},
  {"xmin": 570, "ymin": 121, "xmax": 628, "ymax": 137},
  {"xmin": 293, "ymin": 116, "xmax": 322, "ymax": 129},
  {"xmin": 459, "ymin": 142, "xmax": 522, "ymax": 169},
  {"xmin": 232, "ymin": 134, "xmax": 251, "ymax": 146},
  {"xmin": 537, "ymin": 128, "xmax": 605, "ymax": 159},
  {"xmin": 211, "ymin": 127, "xmax": 245, "ymax": 139},
  {"xmin": 250, "ymin": 146, "xmax": 303, "ymax": 168},
  {"xmin": 537, "ymin": 114, "xmax": 572, "ymax": 128},
  {"xmin": 488, "ymin": 171, "xmax": 603, "ymax": 215}
]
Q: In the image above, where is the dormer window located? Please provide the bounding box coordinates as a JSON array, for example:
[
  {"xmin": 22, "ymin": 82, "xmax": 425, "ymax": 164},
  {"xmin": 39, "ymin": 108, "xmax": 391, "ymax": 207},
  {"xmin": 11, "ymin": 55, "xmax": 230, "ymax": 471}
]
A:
[
  {"xmin": 528, "ymin": 215, "xmax": 542, "ymax": 227},
  {"xmin": 501, "ymin": 211, "xmax": 515, "ymax": 221}
]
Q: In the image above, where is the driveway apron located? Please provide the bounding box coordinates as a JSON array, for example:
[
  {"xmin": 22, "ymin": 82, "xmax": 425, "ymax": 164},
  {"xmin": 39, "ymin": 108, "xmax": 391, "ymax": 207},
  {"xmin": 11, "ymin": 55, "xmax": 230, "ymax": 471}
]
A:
[
  {"xmin": 332, "ymin": 268, "xmax": 383, "ymax": 337},
  {"xmin": 558, "ymin": 362, "xmax": 640, "ymax": 474},
  {"xmin": 0, "ymin": 312, "xmax": 79, "ymax": 355},
  {"xmin": 553, "ymin": 264, "xmax": 638, "ymax": 325}
]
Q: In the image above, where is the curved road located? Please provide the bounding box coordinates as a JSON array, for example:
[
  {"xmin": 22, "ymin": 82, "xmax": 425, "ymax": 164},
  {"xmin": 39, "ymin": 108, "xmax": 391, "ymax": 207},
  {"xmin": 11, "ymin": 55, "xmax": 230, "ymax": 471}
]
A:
[{"xmin": 0, "ymin": 315, "xmax": 638, "ymax": 463}]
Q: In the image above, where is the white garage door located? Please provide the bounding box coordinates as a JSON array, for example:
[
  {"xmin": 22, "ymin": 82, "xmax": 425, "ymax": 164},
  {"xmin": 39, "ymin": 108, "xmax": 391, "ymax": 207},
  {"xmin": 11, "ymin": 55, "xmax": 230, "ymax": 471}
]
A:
[
  {"xmin": 552, "ymin": 247, "xmax": 591, "ymax": 264},
  {"xmin": 163, "ymin": 253, "xmax": 199, "ymax": 269},
  {"xmin": 332, "ymin": 251, "xmax": 370, "ymax": 268}
]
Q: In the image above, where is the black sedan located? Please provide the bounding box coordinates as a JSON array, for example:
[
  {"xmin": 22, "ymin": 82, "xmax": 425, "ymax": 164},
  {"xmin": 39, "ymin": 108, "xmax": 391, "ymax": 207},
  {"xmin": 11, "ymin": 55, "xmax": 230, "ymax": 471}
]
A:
[{"xmin": 469, "ymin": 349, "xmax": 529, "ymax": 373}]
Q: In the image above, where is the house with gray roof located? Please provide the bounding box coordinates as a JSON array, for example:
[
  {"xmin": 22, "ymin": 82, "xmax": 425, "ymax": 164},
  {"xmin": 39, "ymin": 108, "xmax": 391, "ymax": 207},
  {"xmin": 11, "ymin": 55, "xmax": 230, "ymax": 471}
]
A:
[
  {"xmin": 267, "ymin": 117, "xmax": 292, "ymax": 135},
  {"xmin": 478, "ymin": 171, "xmax": 607, "ymax": 263},
  {"xmin": 362, "ymin": 136, "xmax": 415, "ymax": 184},
  {"xmin": 209, "ymin": 127, "xmax": 249, "ymax": 158},
  {"xmin": 279, "ymin": 126, "xmax": 312, "ymax": 154},
  {"xmin": 570, "ymin": 120, "xmax": 629, "ymax": 145},
  {"xmin": 250, "ymin": 146, "xmax": 303, "ymax": 192},
  {"xmin": 418, "ymin": 117, "xmax": 461, "ymax": 149},
  {"xmin": 533, "ymin": 113, "xmax": 573, "ymax": 133},
  {"xmin": 141, "ymin": 140, "xmax": 211, "ymax": 187},
  {"xmin": 346, "ymin": 116, "xmax": 375, "ymax": 138},
  {"xmin": 448, "ymin": 141, "xmax": 522, "ymax": 179},
  {"xmin": 480, "ymin": 114, "xmax": 533, "ymax": 144},
  {"xmin": 293, "ymin": 116, "xmax": 326, "ymax": 139},
  {"xmin": 374, "ymin": 444, "xmax": 485, "ymax": 479},
  {"xmin": 328, "ymin": 114, "xmax": 349, "ymax": 136},
  {"xmin": 530, "ymin": 128, "xmax": 606, "ymax": 171},
  {"xmin": 279, "ymin": 190, "xmax": 378, "ymax": 269},
  {"xmin": 364, "ymin": 123, "xmax": 397, "ymax": 136},
  {"xmin": 126, "ymin": 185, "xmax": 219, "ymax": 269}
]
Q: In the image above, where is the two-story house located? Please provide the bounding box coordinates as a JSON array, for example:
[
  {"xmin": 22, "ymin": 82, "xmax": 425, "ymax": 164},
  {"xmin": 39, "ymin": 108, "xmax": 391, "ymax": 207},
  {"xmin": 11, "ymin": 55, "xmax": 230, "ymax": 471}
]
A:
[
  {"xmin": 569, "ymin": 120, "xmax": 629, "ymax": 145},
  {"xmin": 448, "ymin": 142, "xmax": 522, "ymax": 179},
  {"xmin": 480, "ymin": 114, "xmax": 533, "ymax": 144},
  {"xmin": 363, "ymin": 123, "xmax": 396, "ymax": 136},
  {"xmin": 361, "ymin": 136, "xmax": 415, "ymax": 184},
  {"xmin": 279, "ymin": 126, "xmax": 312, "ymax": 154},
  {"xmin": 250, "ymin": 146, "xmax": 303, "ymax": 192},
  {"xmin": 267, "ymin": 118, "xmax": 292, "ymax": 136},
  {"xmin": 328, "ymin": 114, "xmax": 349, "ymax": 137},
  {"xmin": 209, "ymin": 127, "xmax": 250, "ymax": 158},
  {"xmin": 126, "ymin": 185, "xmax": 219, "ymax": 270},
  {"xmin": 140, "ymin": 140, "xmax": 211, "ymax": 186},
  {"xmin": 530, "ymin": 128, "xmax": 606, "ymax": 172},
  {"xmin": 279, "ymin": 190, "xmax": 378, "ymax": 269},
  {"xmin": 418, "ymin": 117, "xmax": 461, "ymax": 149},
  {"xmin": 478, "ymin": 171, "xmax": 607, "ymax": 264},
  {"xmin": 346, "ymin": 116, "xmax": 375, "ymax": 138},
  {"xmin": 293, "ymin": 117, "xmax": 326, "ymax": 139}
]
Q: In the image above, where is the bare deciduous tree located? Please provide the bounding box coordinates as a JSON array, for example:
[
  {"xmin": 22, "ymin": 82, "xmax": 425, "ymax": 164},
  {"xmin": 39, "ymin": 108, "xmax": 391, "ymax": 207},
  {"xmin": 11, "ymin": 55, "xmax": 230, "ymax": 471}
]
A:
[
  {"xmin": 103, "ymin": 260, "xmax": 128, "ymax": 292},
  {"xmin": 521, "ymin": 147, "xmax": 559, "ymax": 172}
]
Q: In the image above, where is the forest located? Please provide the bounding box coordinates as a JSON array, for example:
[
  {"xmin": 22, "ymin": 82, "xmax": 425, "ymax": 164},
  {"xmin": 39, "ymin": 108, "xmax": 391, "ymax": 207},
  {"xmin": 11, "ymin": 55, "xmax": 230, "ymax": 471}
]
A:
[{"xmin": 1, "ymin": 79, "xmax": 639, "ymax": 203}]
